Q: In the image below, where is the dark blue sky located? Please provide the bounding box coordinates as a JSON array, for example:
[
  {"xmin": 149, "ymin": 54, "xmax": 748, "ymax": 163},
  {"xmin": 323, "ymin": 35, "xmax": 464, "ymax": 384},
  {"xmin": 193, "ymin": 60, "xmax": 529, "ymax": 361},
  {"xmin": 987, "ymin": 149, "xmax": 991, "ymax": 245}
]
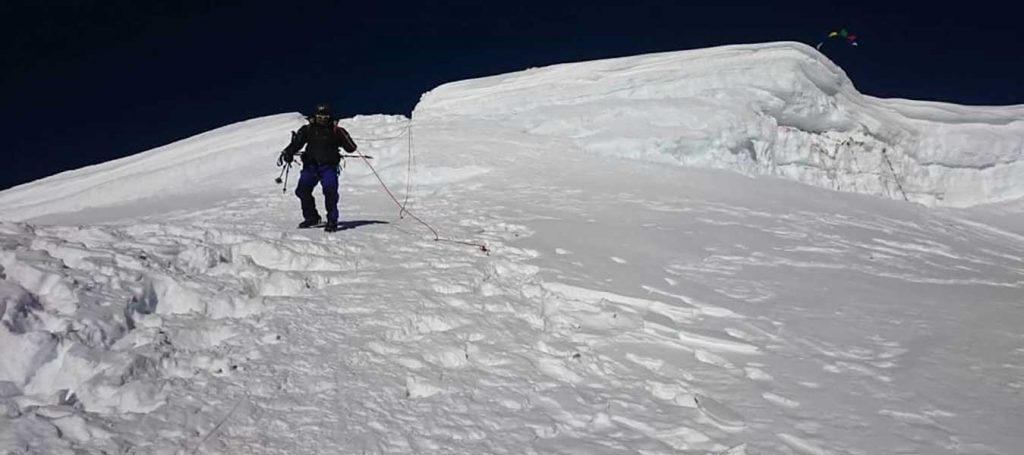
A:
[{"xmin": 2, "ymin": 0, "xmax": 1021, "ymax": 191}]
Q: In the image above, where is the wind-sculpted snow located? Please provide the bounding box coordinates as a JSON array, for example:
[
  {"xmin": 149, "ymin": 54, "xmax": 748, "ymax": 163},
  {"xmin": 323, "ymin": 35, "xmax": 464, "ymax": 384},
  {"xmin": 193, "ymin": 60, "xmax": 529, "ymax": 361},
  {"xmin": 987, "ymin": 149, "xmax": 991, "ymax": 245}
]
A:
[
  {"xmin": 415, "ymin": 42, "xmax": 1024, "ymax": 207},
  {"xmin": 3, "ymin": 119, "xmax": 1022, "ymax": 453},
  {"xmin": 2, "ymin": 45, "xmax": 1024, "ymax": 454}
]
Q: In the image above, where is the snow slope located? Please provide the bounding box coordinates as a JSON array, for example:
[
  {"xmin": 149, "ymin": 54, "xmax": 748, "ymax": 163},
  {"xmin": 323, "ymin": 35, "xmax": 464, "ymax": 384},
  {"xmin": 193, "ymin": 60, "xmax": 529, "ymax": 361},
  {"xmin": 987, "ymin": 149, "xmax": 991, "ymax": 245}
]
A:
[
  {"xmin": 0, "ymin": 114, "xmax": 419, "ymax": 223},
  {"xmin": 2, "ymin": 42, "xmax": 1024, "ymax": 454}
]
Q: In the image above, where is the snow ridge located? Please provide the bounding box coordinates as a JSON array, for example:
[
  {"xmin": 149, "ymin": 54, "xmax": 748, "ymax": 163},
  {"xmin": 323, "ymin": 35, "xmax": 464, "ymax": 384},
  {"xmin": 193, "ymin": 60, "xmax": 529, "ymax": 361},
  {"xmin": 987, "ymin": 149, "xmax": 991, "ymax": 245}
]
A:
[
  {"xmin": 415, "ymin": 42, "xmax": 1024, "ymax": 207},
  {"xmin": 0, "ymin": 115, "xmax": 415, "ymax": 223}
]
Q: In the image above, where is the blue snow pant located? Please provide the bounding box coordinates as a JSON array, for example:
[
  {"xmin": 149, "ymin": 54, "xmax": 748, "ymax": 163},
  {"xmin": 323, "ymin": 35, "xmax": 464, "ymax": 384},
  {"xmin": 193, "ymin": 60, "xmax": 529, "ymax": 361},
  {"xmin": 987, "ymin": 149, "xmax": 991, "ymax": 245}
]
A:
[{"xmin": 295, "ymin": 164, "xmax": 340, "ymax": 224}]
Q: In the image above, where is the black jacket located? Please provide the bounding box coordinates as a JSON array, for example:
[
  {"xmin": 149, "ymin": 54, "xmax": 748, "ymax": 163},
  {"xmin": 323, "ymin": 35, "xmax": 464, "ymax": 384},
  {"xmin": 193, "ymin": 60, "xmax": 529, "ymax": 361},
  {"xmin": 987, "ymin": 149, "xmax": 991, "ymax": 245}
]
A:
[{"xmin": 284, "ymin": 122, "xmax": 358, "ymax": 166}]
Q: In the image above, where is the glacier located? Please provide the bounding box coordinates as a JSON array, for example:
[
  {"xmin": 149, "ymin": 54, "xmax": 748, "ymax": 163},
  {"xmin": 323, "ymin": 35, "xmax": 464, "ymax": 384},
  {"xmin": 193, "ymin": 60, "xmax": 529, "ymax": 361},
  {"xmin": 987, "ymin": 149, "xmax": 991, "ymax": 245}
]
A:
[{"xmin": 416, "ymin": 41, "xmax": 1024, "ymax": 207}]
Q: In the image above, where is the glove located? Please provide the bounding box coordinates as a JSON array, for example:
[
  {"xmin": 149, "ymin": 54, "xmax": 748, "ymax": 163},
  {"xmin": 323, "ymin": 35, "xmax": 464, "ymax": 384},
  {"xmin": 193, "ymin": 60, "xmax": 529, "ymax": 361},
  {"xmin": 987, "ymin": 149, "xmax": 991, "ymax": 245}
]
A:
[{"xmin": 277, "ymin": 151, "xmax": 293, "ymax": 166}]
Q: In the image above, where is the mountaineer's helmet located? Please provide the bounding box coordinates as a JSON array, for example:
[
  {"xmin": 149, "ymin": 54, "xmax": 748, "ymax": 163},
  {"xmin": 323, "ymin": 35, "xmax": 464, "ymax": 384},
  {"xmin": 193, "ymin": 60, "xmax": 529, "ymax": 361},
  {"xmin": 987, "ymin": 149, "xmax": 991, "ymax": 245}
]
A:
[{"xmin": 313, "ymin": 103, "xmax": 332, "ymax": 125}]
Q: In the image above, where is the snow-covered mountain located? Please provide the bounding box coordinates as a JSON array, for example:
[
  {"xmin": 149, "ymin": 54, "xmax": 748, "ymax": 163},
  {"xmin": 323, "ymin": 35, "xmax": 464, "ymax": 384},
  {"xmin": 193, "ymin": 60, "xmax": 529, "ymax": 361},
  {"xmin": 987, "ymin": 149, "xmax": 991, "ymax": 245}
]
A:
[
  {"xmin": 418, "ymin": 42, "xmax": 1024, "ymax": 207},
  {"xmin": 2, "ymin": 42, "xmax": 1023, "ymax": 454}
]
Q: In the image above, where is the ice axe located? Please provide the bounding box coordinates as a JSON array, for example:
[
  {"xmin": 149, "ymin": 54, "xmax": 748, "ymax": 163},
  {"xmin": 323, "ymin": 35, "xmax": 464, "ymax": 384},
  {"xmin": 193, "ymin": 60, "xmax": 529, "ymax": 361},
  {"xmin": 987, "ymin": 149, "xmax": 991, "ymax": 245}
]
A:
[
  {"xmin": 275, "ymin": 163, "xmax": 291, "ymax": 193},
  {"xmin": 275, "ymin": 149, "xmax": 292, "ymax": 193}
]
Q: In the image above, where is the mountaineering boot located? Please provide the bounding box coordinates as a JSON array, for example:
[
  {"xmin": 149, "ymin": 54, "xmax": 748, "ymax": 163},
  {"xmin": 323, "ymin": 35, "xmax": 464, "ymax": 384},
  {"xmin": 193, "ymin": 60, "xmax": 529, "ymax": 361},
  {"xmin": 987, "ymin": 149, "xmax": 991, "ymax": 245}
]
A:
[
  {"xmin": 324, "ymin": 221, "xmax": 340, "ymax": 233},
  {"xmin": 298, "ymin": 218, "xmax": 322, "ymax": 229}
]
